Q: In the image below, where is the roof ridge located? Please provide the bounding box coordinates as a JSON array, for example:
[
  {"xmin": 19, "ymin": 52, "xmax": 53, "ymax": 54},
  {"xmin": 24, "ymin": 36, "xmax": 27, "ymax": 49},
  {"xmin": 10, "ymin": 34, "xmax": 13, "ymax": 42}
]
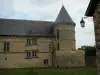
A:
[{"xmin": 0, "ymin": 18, "xmax": 54, "ymax": 23}]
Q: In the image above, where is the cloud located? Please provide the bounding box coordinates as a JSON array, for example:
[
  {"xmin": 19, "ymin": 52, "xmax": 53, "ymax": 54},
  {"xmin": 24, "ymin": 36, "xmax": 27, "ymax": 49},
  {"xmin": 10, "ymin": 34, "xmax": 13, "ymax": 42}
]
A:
[{"xmin": 30, "ymin": 0, "xmax": 58, "ymax": 7}]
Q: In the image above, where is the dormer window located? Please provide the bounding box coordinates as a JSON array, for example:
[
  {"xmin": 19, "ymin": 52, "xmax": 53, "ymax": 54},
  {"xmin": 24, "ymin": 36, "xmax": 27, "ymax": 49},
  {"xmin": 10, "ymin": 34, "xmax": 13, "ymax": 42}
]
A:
[
  {"xmin": 27, "ymin": 39, "xmax": 31, "ymax": 46},
  {"xmin": 32, "ymin": 37, "xmax": 37, "ymax": 45},
  {"xmin": 26, "ymin": 37, "xmax": 37, "ymax": 46}
]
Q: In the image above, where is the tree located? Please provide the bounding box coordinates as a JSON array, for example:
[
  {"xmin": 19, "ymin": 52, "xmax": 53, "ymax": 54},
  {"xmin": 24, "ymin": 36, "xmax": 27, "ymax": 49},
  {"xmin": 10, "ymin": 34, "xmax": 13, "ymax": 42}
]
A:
[{"xmin": 78, "ymin": 45, "xmax": 96, "ymax": 56}]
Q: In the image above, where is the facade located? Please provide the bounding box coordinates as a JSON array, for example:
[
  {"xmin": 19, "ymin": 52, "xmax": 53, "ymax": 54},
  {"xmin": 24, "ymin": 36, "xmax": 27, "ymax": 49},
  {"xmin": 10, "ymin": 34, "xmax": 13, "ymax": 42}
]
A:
[
  {"xmin": 85, "ymin": 0, "xmax": 100, "ymax": 75},
  {"xmin": 0, "ymin": 6, "xmax": 85, "ymax": 68}
]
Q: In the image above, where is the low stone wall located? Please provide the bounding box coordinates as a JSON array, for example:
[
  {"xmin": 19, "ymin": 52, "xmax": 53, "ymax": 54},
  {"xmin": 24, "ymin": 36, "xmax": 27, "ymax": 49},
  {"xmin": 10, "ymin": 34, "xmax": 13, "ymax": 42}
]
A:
[{"xmin": 55, "ymin": 50, "xmax": 85, "ymax": 67}]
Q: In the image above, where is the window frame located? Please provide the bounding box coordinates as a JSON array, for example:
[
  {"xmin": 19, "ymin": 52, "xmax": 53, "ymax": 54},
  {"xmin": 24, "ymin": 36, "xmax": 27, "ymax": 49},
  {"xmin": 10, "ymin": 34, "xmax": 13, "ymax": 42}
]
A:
[
  {"xmin": 57, "ymin": 29, "xmax": 59, "ymax": 40},
  {"xmin": 4, "ymin": 42, "xmax": 10, "ymax": 52},
  {"xmin": 26, "ymin": 51, "xmax": 32, "ymax": 58},
  {"xmin": 44, "ymin": 59, "xmax": 48, "ymax": 64},
  {"xmin": 25, "ymin": 50, "xmax": 38, "ymax": 59},
  {"xmin": 26, "ymin": 39, "xmax": 31, "ymax": 46},
  {"xmin": 32, "ymin": 37, "xmax": 37, "ymax": 45},
  {"xmin": 32, "ymin": 51, "xmax": 38, "ymax": 57},
  {"xmin": 57, "ymin": 43, "xmax": 59, "ymax": 50},
  {"xmin": 26, "ymin": 37, "xmax": 37, "ymax": 46}
]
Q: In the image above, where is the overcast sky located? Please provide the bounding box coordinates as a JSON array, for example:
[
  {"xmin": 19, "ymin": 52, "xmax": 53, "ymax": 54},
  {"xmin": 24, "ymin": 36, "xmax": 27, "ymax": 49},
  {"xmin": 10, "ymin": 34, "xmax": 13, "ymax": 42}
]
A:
[{"xmin": 0, "ymin": 0, "xmax": 95, "ymax": 49}]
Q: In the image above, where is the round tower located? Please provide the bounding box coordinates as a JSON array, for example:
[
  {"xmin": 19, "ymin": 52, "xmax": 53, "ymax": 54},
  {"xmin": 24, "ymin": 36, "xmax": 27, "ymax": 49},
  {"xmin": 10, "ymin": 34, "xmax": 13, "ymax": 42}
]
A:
[
  {"xmin": 54, "ymin": 6, "xmax": 76, "ymax": 52},
  {"xmin": 54, "ymin": 6, "xmax": 85, "ymax": 67}
]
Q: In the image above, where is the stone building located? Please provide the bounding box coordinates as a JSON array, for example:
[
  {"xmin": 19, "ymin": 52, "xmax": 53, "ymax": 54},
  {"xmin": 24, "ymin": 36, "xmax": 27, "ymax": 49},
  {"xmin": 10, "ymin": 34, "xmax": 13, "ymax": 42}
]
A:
[
  {"xmin": 0, "ymin": 6, "xmax": 85, "ymax": 68},
  {"xmin": 85, "ymin": 0, "xmax": 99, "ymax": 74}
]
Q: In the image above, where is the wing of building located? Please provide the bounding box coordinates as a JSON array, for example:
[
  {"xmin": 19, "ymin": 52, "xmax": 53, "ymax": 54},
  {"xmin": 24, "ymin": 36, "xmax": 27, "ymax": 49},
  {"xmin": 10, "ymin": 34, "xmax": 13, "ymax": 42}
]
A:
[{"xmin": 0, "ymin": 6, "xmax": 85, "ymax": 68}]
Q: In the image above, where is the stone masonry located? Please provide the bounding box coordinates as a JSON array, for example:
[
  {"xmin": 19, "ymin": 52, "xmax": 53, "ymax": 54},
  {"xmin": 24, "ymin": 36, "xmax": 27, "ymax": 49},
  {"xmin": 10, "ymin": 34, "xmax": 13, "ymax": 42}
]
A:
[{"xmin": 93, "ymin": 1, "xmax": 100, "ymax": 74}]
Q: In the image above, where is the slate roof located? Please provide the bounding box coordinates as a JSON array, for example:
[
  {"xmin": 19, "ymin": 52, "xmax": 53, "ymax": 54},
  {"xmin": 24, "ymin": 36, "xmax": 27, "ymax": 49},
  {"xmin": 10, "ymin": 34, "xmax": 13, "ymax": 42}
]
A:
[
  {"xmin": 55, "ymin": 6, "xmax": 75, "ymax": 24},
  {"xmin": 0, "ymin": 6, "xmax": 75, "ymax": 36},
  {"xmin": 0, "ymin": 18, "xmax": 54, "ymax": 36}
]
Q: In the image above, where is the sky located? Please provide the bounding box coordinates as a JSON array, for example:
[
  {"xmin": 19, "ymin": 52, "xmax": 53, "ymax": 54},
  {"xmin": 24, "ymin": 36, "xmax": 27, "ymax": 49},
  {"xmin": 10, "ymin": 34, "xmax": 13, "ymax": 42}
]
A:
[{"xmin": 0, "ymin": 0, "xmax": 95, "ymax": 49}]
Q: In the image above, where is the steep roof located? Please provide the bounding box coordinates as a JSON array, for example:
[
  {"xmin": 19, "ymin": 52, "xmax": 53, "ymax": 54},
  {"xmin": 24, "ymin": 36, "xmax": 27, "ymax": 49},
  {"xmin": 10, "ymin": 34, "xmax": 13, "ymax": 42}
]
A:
[
  {"xmin": 55, "ymin": 6, "xmax": 75, "ymax": 24},
  {"xmin": 85, "ymin": 0, "xmax": 99, "ymax": 16},
  {"xmin": 0, "ymin": 18, "xmax": 54, "ymax": 36}
]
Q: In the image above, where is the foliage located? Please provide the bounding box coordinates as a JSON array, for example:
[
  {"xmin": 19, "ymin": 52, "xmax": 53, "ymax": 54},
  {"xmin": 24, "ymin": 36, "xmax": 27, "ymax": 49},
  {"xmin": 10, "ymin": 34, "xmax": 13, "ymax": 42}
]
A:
[{"xmin": 78, "ymin": 45, "xmax": 96, "ymax": 56}]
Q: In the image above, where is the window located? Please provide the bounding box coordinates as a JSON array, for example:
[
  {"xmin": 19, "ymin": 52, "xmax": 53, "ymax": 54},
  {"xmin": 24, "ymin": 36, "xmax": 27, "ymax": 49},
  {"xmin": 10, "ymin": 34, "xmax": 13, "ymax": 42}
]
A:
[
  {"xmin": 32, "ymin": 51, "xmax": 37, "ymax": 57},
  {"xmin": 57, "ymin": 29, "xmax": 59, "ymax": 39},
  {"xmin": 27, "ymin": 39, "xmax": 31, "ymax": 46},
  {"xmin": 49, "ymin": 44, "xmax": 51, "ymax": 48},
  {"xmin": 5, "ymin": 57, "xmax": 7, "ymax": 60},
  {"xmin": 32, "ymin": 37, "xmax": 37, "ymax": 45},
  {"xmin": 26, "ymin": 51, "xmax": 38, "ymax": 59},
  {"xmin": 44, "ymin": 59, "xmax": 48, "ymax": 64},
  {"xmin": 4, "ymin": 42, "xmax": 10, "ymax": 52},
  {"xmin": 26, "ymin": 37, "xmax": 37, "ymax": 46},
  {"xmin": 49, "ymin": 44, "xmax": 52, "ymax": 52},
  {"xmin": 57, "ymin": 43, "xmax": 59, "ymax": 50},
  {"xmin": 26, "ymin": 51, "xmax": 31, "ymax": 58}
]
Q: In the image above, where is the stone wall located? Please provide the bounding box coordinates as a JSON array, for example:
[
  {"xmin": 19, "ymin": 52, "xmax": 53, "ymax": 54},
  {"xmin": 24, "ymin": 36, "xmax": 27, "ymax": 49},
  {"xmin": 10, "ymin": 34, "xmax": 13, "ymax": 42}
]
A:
[
  {"xmin": 54, "ymin": 24, "xmax": 76, "ymax": 52},
  {"xmin": 0, "ymin": 36, "xmax": 53, "ymax": 68},
  {"xmin": 54, "ymin": 23, "xmax": 85, "ymax": 67},
  {"xmin": 55, "ymin": 50, "xmax": 85, "ymax": 67},
  {"xmin": 0, "ymin": 53, "xmax": 52, "ymax": 68},
  {"xmin": 93, "ymin": 1, "xmax": 100, "ymax": 75}
]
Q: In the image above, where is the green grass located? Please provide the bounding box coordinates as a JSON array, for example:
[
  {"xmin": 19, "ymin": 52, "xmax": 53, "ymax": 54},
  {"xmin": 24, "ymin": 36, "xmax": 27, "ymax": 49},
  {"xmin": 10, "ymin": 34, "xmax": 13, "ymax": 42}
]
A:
[{"xmin": 0, "ymin": 66, "xmax": 97, "ymax": 75}]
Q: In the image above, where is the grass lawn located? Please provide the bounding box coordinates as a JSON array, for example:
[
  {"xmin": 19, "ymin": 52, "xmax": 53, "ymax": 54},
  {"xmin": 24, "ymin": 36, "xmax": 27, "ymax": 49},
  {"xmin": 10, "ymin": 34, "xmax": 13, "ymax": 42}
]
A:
[{"xmin": 0, "ymin": 66, "xmax": 97, "ymax": 75}]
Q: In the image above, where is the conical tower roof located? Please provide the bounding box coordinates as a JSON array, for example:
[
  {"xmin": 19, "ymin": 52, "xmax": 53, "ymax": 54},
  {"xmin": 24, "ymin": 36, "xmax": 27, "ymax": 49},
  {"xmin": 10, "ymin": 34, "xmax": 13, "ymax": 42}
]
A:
[{"xmin": 55, "ymin": 6, "xmax": 75, "ymax": 24}]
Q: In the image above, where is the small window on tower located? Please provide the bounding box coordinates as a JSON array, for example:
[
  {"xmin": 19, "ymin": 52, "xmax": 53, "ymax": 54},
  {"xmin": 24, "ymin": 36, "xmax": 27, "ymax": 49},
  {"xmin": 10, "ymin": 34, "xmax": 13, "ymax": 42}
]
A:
[
  {"xmin": 49, "ymin": 44, "xmax": 51, "ymax": 48},
  {"xmin": 57, "ymin": 43, "xmax": 59, "ymax": 50},
  {"xmin": 49, "ymin": 44, "xmax": 52, "ymax": 52},
  {"xmin": 57, "ymin": 29, "xmax": 59, "ymax": 39}
]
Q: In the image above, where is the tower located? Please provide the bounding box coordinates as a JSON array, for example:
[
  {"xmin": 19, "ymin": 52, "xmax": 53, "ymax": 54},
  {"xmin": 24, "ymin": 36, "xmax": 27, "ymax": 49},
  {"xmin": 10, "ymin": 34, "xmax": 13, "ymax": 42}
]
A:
[
  {"xmin": 55, "ymin": 5, "xmax": 76, "ymax": 52},
  {"xmin": 54, "ymin": 5, "xmax": 76, "ymax": 67}
]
